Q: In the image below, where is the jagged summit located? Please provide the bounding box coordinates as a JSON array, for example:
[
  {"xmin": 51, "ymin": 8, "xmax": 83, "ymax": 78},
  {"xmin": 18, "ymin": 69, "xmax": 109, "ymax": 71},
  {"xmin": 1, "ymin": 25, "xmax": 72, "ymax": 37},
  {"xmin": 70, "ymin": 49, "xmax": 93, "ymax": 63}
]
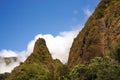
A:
[
  {"xmin": 33, "ymin": 38, "xmax": 46, "ymax": 53},
  {"xmin": 68, "ymin": 0, "xmax": 120, "ymax": 68},
  {"xmin": 25, "ymin": 38, "xmax": 53, "ymax": 64}
]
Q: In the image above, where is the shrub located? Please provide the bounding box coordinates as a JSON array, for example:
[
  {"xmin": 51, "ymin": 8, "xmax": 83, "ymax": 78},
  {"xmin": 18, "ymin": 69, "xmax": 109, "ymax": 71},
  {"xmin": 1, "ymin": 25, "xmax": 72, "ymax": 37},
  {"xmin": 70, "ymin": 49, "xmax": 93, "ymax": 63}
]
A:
[
  {"xmin": 110, "ymin": 42, "xmax": 120, "ymax": 62},
  {"xmin": 6, "ymin": 63, "xmax": 50, "ymax": 80},
  {"xmin": 69, "ymin": 56, "xmax": 120, "ymax": 80}
]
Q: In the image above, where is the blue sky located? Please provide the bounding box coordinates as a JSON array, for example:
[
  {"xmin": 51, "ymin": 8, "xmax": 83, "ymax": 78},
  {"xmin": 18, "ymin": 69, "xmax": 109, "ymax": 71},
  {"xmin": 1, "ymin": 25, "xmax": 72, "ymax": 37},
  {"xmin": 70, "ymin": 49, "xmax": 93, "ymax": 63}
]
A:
[
  {"xmin": 0, "ymin": 0, "xmax": 101, "ymax": 73},
  {"xmin": 0, "ymin": 0, "xmax": 100, "ymax": 51}
]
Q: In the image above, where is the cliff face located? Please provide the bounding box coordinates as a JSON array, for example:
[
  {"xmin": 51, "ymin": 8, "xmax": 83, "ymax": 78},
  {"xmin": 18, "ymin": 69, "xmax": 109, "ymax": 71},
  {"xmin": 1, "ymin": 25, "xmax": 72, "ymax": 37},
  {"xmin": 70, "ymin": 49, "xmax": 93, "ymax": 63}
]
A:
[{"xmin": 68, "ymin": 0, "xmax": 120, "ymax": 68}]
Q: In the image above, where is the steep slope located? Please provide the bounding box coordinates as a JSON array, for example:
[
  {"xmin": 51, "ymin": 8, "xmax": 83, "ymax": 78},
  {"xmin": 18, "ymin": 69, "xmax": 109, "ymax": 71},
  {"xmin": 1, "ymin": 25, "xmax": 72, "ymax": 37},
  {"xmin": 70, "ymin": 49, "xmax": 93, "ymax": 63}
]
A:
[
  {"xmin": 5, "ymin": 38, "xmax": 63, "ymax": 80},
  {"xmin": 68, "ymin": 0, "xmax": 120, "ymax": 68},
  {"xmin": 25, "ymin": 38, "xmax": 54, "ymax": 69}
]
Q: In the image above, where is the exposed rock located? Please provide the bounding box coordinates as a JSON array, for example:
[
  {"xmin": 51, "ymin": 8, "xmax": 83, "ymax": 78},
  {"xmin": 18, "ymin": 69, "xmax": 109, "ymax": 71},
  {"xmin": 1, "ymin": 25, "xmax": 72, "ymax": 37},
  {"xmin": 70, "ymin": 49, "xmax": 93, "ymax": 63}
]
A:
[
  {"xmin": 68, "ymin": 0, "xmax": 120, "ymax": 68},
  {"xmin": 25, "ymin": 38, "xmax": 53, "ymax": 66}
]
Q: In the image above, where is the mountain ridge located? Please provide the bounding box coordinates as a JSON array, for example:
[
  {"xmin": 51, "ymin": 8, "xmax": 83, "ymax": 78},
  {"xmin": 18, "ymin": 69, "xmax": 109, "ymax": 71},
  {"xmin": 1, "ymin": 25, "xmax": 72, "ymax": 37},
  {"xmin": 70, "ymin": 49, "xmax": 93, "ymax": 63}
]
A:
[{"xmin": 68, "ymin": 0, "xmax": 120, "ymax": 68}]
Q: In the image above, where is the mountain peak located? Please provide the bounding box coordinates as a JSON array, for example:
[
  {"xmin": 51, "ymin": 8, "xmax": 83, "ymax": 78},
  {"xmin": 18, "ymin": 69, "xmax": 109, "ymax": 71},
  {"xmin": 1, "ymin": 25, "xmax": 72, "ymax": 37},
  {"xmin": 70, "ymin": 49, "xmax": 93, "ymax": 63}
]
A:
[
  {"xmin": 25, "ymin": 38, "xmax": 53, "ymax": 64},
  {"xmin": 5, "ymin": 38, "xmax": 63, "ymax": 80},
  {"xmin": 33, "ymin": 38, "xmax": 46, "ymax": 53}
]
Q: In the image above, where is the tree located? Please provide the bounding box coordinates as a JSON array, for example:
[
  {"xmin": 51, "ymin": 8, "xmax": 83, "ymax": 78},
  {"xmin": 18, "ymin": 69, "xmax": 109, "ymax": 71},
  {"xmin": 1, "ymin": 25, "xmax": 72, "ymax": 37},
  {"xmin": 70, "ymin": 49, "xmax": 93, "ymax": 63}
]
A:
[
  {"xmin": 110, "ymin": 42, "xmax": 120, "ymax": 62},
  {"xmin": 6, "ymin": 63, "xmax": 50, "ymax": 80},
  {"xmin": 69, "ymin": 56, "xmax": 120, "ymax": 80},
  {"xmin": 69, "ymin": 64, "xmax": 89, "ymax": 80},
  {"xmin": 57, "ymin": 64, "xmax": 70, "ymax": 80},
  {"xmin": 89, "ymin": 56, "xmax": 120, "ymax": 80}
]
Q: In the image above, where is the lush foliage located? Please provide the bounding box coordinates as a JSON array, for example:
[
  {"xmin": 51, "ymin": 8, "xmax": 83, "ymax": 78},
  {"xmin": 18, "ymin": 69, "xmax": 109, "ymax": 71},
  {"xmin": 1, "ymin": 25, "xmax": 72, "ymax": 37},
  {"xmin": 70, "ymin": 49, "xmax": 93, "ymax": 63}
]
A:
[
  {"xmin": 5, "ymin": 63, "xmax": 50, "ymax": 80},
  {"xmin": 110, "ymin": 42, "xmax": 120, "ymax": 62},
  {"xmin": 58, "ymin": 64, "xmax": 70, "ymax": 80},
  {"xmin": 69, "ymin": 64, "xmax": 88, "ymax": 80},
  {"xmin": 0, "ymin": 73, "xmax": 9, "ymax": 80},
  {"xmin": 69, "ymin": 56, "xmax": 120, "ymax": 80}
]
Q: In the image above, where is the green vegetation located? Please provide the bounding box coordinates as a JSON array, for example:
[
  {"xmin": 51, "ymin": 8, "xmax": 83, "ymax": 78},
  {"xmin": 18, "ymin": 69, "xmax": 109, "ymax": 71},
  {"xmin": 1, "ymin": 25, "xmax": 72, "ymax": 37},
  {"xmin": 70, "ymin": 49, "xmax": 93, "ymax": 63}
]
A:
[
  {"xmin": 57, "ymin": 64, "xmax": 70, "ymax": 80},
  {"xmin": 110, "ymin": 42, "xmax": 120, "ymax": 62},
  {"xmin": 0, "ymin": 73, "xmax": 9, "ymax": 80},
  {"xmin": 69, "ymin": 56, "xmax": 120, "ymax": 80},
  {"xmin": 4, "ymin": 38, "xmax": 64, "ymax": 80},
  {"xmin": 1, "ymin": 0, "xmax": 120, "ymax": 80},
  {"xmin": 4, "ymin": 56, "xmax": 120, "ymax": 80},
  {"xmin": 5, "ymin": 63, "xmax": 50, "ymax": 80},
  {"xmin": 69, "ymin": 64, "xmax": 88, "ymax": 80}
]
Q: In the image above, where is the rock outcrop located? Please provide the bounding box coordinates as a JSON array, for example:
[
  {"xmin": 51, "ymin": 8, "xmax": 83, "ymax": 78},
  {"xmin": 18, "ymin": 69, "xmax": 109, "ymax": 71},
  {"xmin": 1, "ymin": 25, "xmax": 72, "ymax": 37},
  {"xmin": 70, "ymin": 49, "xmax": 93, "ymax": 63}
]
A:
[{"xmin": 68, "ymin": 0, "xmax": 120, "ymax": 68}]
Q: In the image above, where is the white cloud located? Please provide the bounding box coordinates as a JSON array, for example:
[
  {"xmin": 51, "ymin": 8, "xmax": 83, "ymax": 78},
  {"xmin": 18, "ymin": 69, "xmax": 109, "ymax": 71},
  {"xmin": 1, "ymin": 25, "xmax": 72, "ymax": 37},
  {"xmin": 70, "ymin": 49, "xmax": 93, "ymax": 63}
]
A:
[
  {"xmin": 0, "ymin": 50, "xmax": 27, "ymax": 74},
  {"xmin": 0, "ymin": 59, "xmax": 20, "ymax": 74},
  {"xmin": 0, "ymin": 6, "xmax": 94, "ymax": 75},
  {"xmin": 34, "ymin": 29, "xmax": 80, "ymax": 63},
  {"xmin": 84, "ymin": 8, "xmax": 93, "ymax": 18},
  {"xmin": 0, "ymin": 26, "xmax": 81, "ymax": 74},
  {"xmin": 0, "ymin": 50, "xmax": 18, "ymax": 57}
]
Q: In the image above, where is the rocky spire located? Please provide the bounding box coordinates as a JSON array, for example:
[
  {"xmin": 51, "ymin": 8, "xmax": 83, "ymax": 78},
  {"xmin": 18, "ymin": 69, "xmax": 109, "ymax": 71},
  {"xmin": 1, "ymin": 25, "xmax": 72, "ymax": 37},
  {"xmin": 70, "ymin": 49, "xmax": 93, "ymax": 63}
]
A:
[{"xmin": 25, "ymin": 38, "xmax": 53, "ymax": 64}]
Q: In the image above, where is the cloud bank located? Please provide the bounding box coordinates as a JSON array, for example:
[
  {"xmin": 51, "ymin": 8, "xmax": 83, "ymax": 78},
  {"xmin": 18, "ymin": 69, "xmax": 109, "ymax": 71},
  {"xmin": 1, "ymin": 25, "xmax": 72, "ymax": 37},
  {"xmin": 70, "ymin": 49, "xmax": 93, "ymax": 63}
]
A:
[
  {"xmin": 0, "ymin": 8, "xmax": 93, "ymax": 74},
  {"xmin": 0, "ymin": 26, "xmax": 81, "ymax": 74}
]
